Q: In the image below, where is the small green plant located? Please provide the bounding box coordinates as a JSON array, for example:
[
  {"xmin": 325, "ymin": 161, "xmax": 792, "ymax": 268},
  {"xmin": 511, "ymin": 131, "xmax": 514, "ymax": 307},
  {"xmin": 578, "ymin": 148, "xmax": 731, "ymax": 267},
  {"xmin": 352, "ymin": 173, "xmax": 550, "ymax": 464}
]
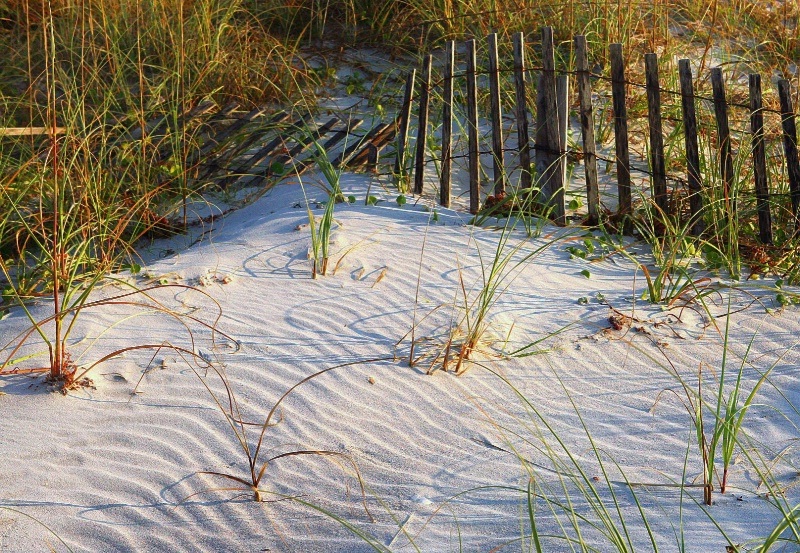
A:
[
  {"xmin": 297, "ymin": 124, "xmax": 349, "ymax": 279},
  {"xmin": 639, "ymin": 264, "xmax": 714, "ymax": 307}
]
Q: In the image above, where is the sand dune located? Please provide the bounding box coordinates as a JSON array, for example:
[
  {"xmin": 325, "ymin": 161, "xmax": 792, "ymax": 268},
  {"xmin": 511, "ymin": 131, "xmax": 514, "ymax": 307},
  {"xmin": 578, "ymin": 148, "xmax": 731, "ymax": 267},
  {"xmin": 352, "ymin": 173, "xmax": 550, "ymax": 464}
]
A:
[{"xmin": 1, "ymin": 173, "xmax": 799, "ymax": 552}]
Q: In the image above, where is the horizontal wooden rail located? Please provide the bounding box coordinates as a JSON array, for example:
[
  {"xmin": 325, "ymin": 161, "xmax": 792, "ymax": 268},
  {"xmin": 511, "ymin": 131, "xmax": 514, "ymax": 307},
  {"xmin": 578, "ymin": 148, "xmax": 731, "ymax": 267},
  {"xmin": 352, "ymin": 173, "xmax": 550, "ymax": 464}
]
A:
[{"xmin": 0, "ymin": 127, "xmax": 65, "ymax": 136}]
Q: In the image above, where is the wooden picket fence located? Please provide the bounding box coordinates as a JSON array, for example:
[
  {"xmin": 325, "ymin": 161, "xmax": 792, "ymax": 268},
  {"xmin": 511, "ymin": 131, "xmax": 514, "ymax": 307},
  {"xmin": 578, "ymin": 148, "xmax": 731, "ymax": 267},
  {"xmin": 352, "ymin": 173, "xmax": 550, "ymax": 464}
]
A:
[{"xmin": 393, "ymin": 26, "xmax": 800, "ymax": 245}]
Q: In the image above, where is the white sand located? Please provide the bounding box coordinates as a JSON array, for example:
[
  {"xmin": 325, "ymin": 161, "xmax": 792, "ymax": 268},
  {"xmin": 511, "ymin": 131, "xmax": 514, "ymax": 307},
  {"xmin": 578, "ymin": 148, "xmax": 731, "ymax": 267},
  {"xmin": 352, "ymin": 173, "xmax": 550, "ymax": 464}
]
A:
[{"xmin": 1, "ymin": 173, "xmax": 799, "ymax": 552}]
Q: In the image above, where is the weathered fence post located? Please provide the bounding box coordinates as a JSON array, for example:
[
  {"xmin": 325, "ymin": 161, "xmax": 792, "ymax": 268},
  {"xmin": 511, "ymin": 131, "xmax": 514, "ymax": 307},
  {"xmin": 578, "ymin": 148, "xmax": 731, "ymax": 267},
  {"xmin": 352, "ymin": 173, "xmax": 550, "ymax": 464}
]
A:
[
  {"xmin": 749, "ymin": 74, "xmax": 773, "ymax": 244},
  {"xmin": 513, "ymin": 32, "xmax": 532, "ymax": 193},
  {"xmin": 644, "ymin": 53, "xmax": 668, "ymax": 214},
  {"xmin": 575, "ymin": 35, "xmax": 600, "ymax": 225},
  {"xmin": 678, "ymin": 58, "xmax": 704, "ymax": 236},
  {"xmin": 610, "ymin": 43, "xmax": 631, "ymax": 217},
  {"xmin": 414, "ymin": 54, "xmax": 432, "ymax": 195},
  {"xmin": 394, "ymin": 69, "xmax": 416, "ymax": 187},
  {"xmin": 440, "ymin": 41, "xmax": 455, "ymax": 208},
  {"xmin": 538, "ymin": 26, "xmax": 565, "ymax": 224},
  {"xmin": 777, "ymin": 78, "xmax": 800, "ymax": 232},
  {"xmin": 366, "ymin": 143, "xmax": 379, "ymax": 172},
  {"xmin": 556, "ymin": 74, "xmax": 570, "ymax": 197},
  {"xmin": 488, "ymin": 33, "xmax": 506, "ymax": 196},
  {"xmin": 710, "ymin": 67, "xmax": 735, "ymax": 216},
  {"xmin": 466, "ymin": 39, "xmax": 480, "ymax": 214}
]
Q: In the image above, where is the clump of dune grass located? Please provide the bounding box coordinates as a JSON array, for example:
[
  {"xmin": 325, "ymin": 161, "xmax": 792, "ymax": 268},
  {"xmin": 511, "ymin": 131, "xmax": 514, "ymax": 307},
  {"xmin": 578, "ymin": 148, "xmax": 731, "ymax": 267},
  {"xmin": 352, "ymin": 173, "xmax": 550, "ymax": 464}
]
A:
[
  {"xmin": 649, "ymin": 292, "xmax": 800, "ymax": 507},
  {"xmin": 403, "ymin": 175, "xmax": 576, "ymax": 375},
  {"xmin": 0, "ymin": 0, "xmax": 317, "ymax": 302},
  {"xmin": 0, "ymin": 272, "xmax": 239, "ymax": 390},
  {"xmin": 430, "ymin": 364, "xmax": 718, "ymax": 552},
  {"xmin": 438, "ymin": 352, "xmax": 800, "ymax": 551}
]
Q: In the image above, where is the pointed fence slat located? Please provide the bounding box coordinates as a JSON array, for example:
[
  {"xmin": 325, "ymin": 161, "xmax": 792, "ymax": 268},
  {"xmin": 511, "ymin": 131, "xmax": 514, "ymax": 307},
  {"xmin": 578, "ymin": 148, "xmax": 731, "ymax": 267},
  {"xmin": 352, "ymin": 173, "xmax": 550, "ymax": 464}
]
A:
[
  {"xmin": 513, "ymin": 32, "xmax": 532, "ymax": 194},
  {"xmin": 575, "ymin": 35, "xmax": 599, "ymax": 225},
  {"xmin": 488, "ymin": 33, "xmax": 506, "ymax": 196},
  {"xmin": 556, "ymin": 74, "xmax": 570, "ymax": 198},
  {"xmin": 777, "ymin": 78, "xmax": 800, "ymax": 232},
  {"xmin": 749, "ymin": 74, "xmax": 773, "ymax": 244},
  {"xmin": 440, "ymin": 40, "xmax": 455, "ymax": 208},
  {"xmin": 290, "ymin": 119, "xmax": 364, "ymax": 176},
  {"xmin": 155, "ymin": 101, "xmax": 235, "ymax": 164},
  {"xmin": 610, "ymin": 43, "xmax": 631, "ymax": 217},
  {"xmin": 678, "ymin": 58, "xmax": 704, "ymax": 236},
  {"xmin": 710, "ymin": 67, "xmax": 735, "ymax": 215},
  {"xmin": 644, "ymin": 53, "xmax": 667, "ymax": 214},
  {"xmin": 414, "ymin": 54, "xmax": 433, "ymax": 195},
  {"xmin": 186, "ymin": 105, "xmax": 267, "ymax": 167},
  {"xmin": 466, "ymin": 39, "xmax": 481, "ymax": 214},
  {"xmin": 538, "ymin": 26, "xmax": 565, "ymax": 224},
  {"xmin": 240, "ymin": 117, "xmax": 338, "ymax": 186},
  {"xmin": 394, "ymin": 69, "xmax": 416, "ymax": 186}
]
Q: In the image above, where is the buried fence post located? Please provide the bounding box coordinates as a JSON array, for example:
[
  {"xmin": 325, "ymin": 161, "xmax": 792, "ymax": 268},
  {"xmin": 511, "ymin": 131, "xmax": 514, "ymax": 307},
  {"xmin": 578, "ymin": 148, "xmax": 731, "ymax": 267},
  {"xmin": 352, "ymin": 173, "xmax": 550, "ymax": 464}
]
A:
[
  {"xmin": 777, "ymin": 78, "xmax": 800, "ymax": 233},
  {"xmin": 414, "ymin": 54, "xmax": 433, "ymax": 196},
  {"xmin": 678, "ymin": 58, "xmax": 705, "ymax": 237},
  {"xmin": 538, "ymin": 26, "xmax": 565, "ymax": 224},
  {"xmin": 513, "ymin": 32, "xmax": 532, "ymax": 194},
  {"xmin": 575, "ymin": 35, "xmax": 600, "ymax": 225},
  {"xmin": 610, "ymin": 43, "xmax": 631, "ymax": 218},
  {"xmin": 394, "ymin": 69, "xmax": 416, "ymax": 189},
  {"xmin": 710, "ymin": 67, "xmax": 735, "ymax": 217},
  {"xmin": 749, "ymin": 74, "xmax": 773, "ymax": 245},
  {"xmin": 488, "ymin": 32, "xmax": 506, "ymax": 197},
  {"xmin": 440, "ymin": 40, "xmax": 455, "ymax": 208},
  {"xmin": 466, "ymin": 38, "xmax": 481, "ymax": 214},
  {"xmin": 644, "ymin": 52, "xmax": 668, "ymax": 215}
]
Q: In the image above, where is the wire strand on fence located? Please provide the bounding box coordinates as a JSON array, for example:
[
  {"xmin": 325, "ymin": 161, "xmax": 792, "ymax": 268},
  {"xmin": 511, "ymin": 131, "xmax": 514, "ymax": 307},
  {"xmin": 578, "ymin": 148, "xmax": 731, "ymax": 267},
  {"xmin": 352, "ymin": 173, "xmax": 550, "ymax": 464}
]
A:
[{"xmin": 423, "ymin": 65, "xmax": 786, "ymax": 116}]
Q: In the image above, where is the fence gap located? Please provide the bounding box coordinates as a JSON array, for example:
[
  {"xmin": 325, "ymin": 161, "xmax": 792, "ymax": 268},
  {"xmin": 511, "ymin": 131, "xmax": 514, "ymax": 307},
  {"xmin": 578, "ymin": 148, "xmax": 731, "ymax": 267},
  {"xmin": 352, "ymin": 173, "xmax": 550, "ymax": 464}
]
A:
[
  {"xmin": 394, "ymin": 69, "xmax": 416, "ymax": 190},
  {"xmin": 610, "ymin": 43, "xmax": 631, "ymax": 217},
  {"xmin": 466, "ymin": 39, "xmax": 480, "ymax": 214},
  {"xmin": 644, "ymin": 52, "xmax": 667, "ymax": 215},
  {"xmin": 414, "ymin": 54, "xmax": 432, "ymax": 196},
  {"xmin": 710, "ymin": 67, "xmax": 735, "ymax": 217},
  {"xmin": 513, "ymin": 32, "xmax": 532, "ymax": 194},
  {"xmin": 488, "ymin": 33, "xmax": 506, "ymax": 196},
  {"xmin": 440, "ymin": 41, "xmax": 455, "ymax": 208},
  {"xmin": 777, "ymin": 78, "xmax": 800, "ymax": 232},
  {"xmin": 748, "ymin": 74, "xmax": 773, "ymax": 245},
  {"xmin": 678, "ymin": 58, "xmax": 704, "ymax": 236},
  {"xmin": 575, "ymin": 35, "xmax": 599, "ymax": 225}
]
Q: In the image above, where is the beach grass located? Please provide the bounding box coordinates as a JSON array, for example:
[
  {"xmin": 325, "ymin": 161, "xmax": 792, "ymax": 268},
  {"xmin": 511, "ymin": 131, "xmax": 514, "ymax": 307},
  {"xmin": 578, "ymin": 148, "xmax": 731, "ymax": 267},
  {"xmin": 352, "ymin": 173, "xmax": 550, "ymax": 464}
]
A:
[{"xmin": 4, "ymin": 1, "xmax": 800, "ymax": 551}]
